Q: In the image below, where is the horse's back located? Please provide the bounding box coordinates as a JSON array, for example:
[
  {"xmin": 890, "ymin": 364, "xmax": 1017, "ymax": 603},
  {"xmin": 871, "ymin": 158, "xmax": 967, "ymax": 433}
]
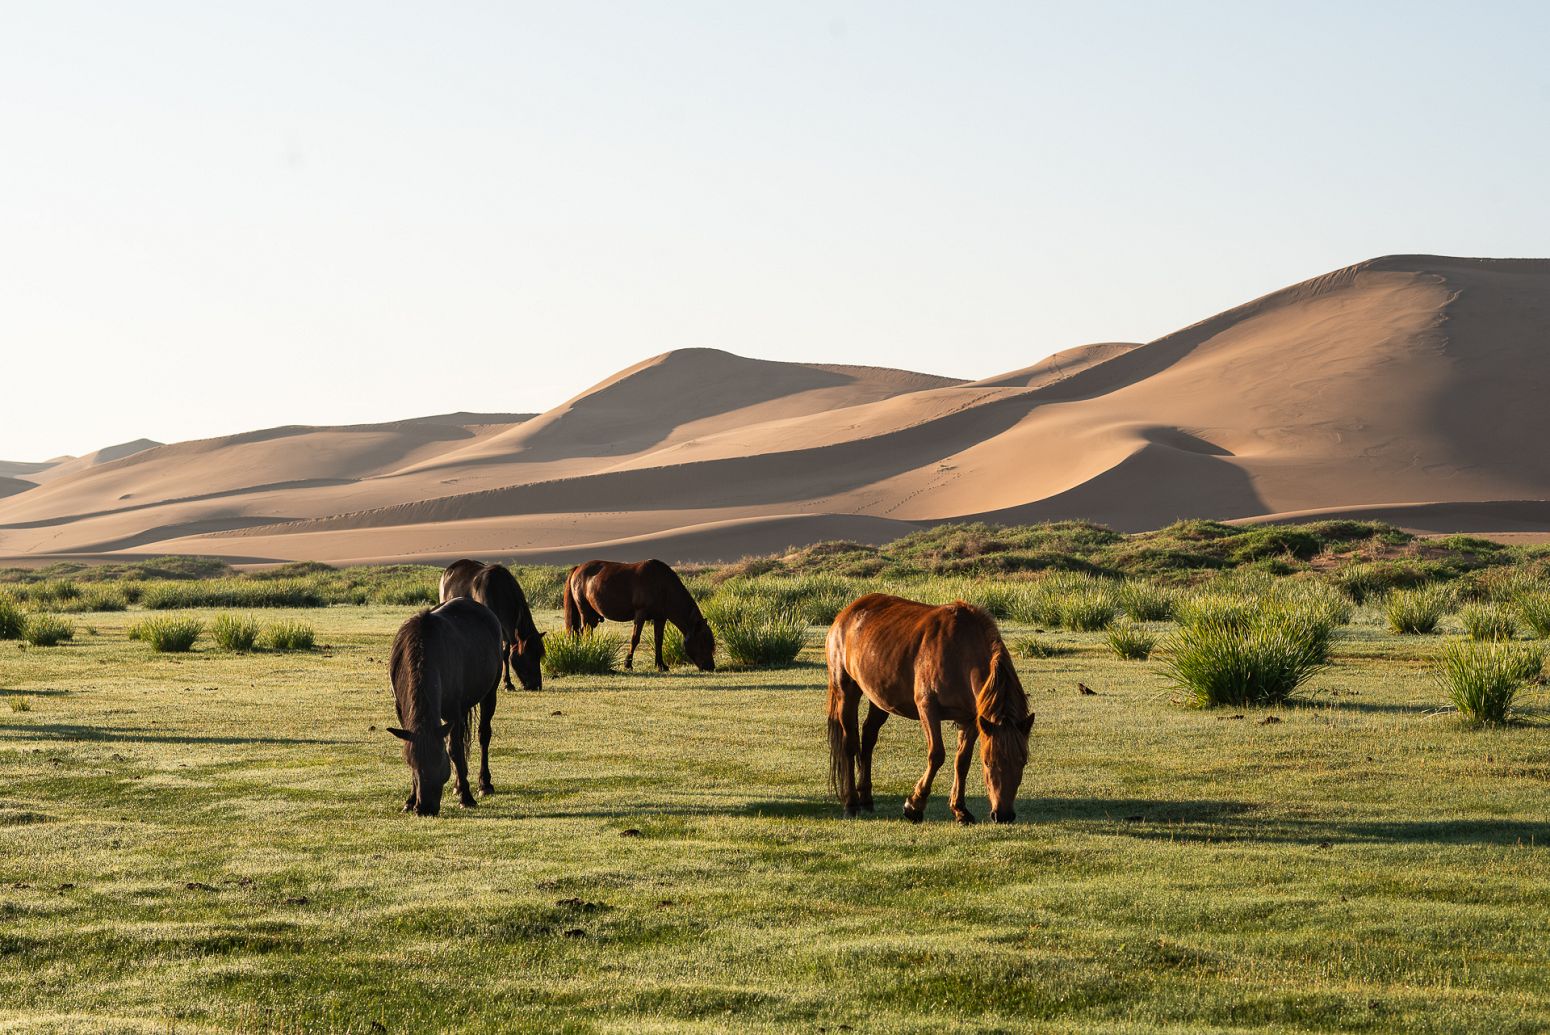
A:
[
  {"xmin": 427, "ymin": 598, "xmax": 504, "ymax": 705},
  {"xmin": 471, "ymin": 563, "xmax": 527, "ymax": 637},
  {"xmin": 831, "ymin": 594, "xmax": 997, "ymax": 718}
]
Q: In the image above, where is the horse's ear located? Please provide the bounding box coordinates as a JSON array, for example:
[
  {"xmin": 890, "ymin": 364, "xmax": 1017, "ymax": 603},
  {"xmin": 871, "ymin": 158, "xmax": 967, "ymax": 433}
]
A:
[
  {"xmin": 387, "ymin": 727, "xmax": 411, "ymax": 741},
  {"xmin": 976, "ymin": 715, "xmax": 1001, "ymax": 739},
  {"xmin": 439, "ymin": 721, "xmax": 455, "ymax": 738},
  {"xmin": 538, "ymin": 630, "xmax": 547, "ymax": 639},
  {"xmin": 1019, "ymin": 713, "xmax": 1035, "ymax": 735}
]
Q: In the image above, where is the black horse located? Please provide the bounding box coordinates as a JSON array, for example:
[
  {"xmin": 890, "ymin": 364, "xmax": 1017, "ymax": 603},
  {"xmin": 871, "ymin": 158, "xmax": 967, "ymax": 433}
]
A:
[
  {"xmin": 388, "ymin": 597, "xmax": 504, "ymax": 816},
  {"xmin": 440, "ymin": 559, "xmax": 546, "ymax": 690}
]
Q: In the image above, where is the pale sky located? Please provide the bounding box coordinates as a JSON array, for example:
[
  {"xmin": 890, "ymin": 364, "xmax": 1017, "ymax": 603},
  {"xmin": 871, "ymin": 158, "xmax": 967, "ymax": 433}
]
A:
[{"xmin": 4, "ymin": 1, "xmax": 1548, "ymax": 460}]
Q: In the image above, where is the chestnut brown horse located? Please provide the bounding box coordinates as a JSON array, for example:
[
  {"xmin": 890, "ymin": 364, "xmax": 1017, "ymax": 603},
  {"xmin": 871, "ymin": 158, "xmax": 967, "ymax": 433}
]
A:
[
  {"xmin": 826, "ymin": 594, "xmax": 1034, "ymax": 824},
  {"xmin": 388, "ymin": 597, "xmax": 504, "ymax": 816},
  {"xmin": 563, "ymin": 559, "xmax": 715, "ymax": 671},
  {"xmin": 440, "ymin": 559, "xmax": 546, "ymax": 691}
]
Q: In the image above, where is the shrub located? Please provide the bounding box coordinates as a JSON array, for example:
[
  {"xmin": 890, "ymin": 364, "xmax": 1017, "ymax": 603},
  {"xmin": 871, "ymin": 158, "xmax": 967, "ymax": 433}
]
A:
[
  {"xmin": 262, "ymin": 621, "xmax": 316, "ymax": 652},
  {"xmin": 1436, "ymin": 639, "xmax": 1544, "ymax": 726},
  {"xmin": 1105, "ymin": 619, "xmax": 1155, "ymax": 661},
  {"xmin": 0, "ymin": 595, "xmax": 22, "ymax": 640},
  {"xmin": 1514, "ymin": 592, "xmax": 1550, "ymax": 639},
  {"xmin": 543, "ymin": 631, "xmax": 622, "ymax": 676},
  {"xmin": 1459, "ymin": 603, "xmax": 1518, "ymax": 641},
  {"xmin": 706, "ymin": 599, "xmax": 805, "ymax": 667},
  {"xmin": 1116, "ymin": 581, "xmax": 1175, "ymax": 622},
  {"xmin": 1012, "ymin": 636, "xmax": 1074, "ymax": 659},
  {"xmin": 1058, "ymin": 587, "xmax": 1118, "ymax": 631},
  {"xmin": 130, "ymin": 615, "xmax": 202, "ymax": 652},
  {"xmin": 1384, "ymin": 585, "xmax": 1453, "ymax": 635},
  {"xmin": 22, "ymin": 614, "xmax": 75, "ymax": 647},
  {"xmin": 211, "ymin": 614, "xmax": 260, "ymax": 652},
  {"xmin": 1159, "ymin": 612, "xmax": 1327, "ymax": 707}
]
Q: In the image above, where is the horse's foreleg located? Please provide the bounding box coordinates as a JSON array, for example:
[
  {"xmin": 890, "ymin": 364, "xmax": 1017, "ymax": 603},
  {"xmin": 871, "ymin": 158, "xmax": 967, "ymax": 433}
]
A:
[
  {"xmin": 904, "ymin": 708, "xmax": 946, "ymax": 823},
  {"xmin": 625, "ymin": 616, "xmax": 645, "ymax": 669},
  {"xmin": 857, "ymin": 704, "xmax": 887, "ymax": 813},
  {"xmin": 449, "ymin": 718, "xmax": 476, "ymax": 808},
  {"xmin": 949, "ymin": 723, "xmax": 978, "ymax": 825},
  {"xmin": 477, "ymin": 685, "xmax": 497, "ymax": 797},
  {"xmin": 501, "ymin": 638, "xmax": 515, "ymax": 691},
  {"xmin": 653, "ymin": 617, "xmax": 667, "ymax": 671}
]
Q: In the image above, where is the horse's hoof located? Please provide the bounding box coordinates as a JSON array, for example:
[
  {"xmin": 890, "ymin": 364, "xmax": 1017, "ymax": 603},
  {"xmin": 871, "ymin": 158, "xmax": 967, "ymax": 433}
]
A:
[
  {"xmin": 458, "ymin": 794, "xmax": 478, "ymax": 808},
  {"xmin": 479, "ymin": 782, "xmax": 495, "ymax": 797},
  {"xmin": 902, "ymin": 801, "xmax": 924, "ymax": 824},
  {"xmin": 955, "ymin": 811, "xmax": 977, "ymax": 826},
  {"xmin": 656, "ymin": 664, "xmax": 669, "ymax": 673},
  {"xmin": 503, "ymin": 682, "xmax": 515, "ymax": 692}
]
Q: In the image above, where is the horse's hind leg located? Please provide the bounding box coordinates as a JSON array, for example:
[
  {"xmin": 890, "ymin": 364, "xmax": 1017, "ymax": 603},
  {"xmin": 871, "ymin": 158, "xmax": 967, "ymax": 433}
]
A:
[
  {"xmin": 477, "ymin": 685, "xmax": 497, "ymax": 797},
  {"xmin": 652, "ymin": 617, "xmax": 667, "ymax": 672},
  {"xmin": 903, "ymin": 707, "xmax": 946, "ymax": 824},
  {"xmin": 857, "ymin": 704, "xmax": 887, "ymax": 813},
  {"xmin": 625, "ymin": 616, "xmax": 645, "ymax": 669},
  {"xmin": 949, "ymin": 723, "xmax": 978, "ymax": 825},
  {"xmin": 449, "ymin": 717, "xmax": 477, "ymax": 808},
  {"xmin": 501, "ymin": 638, "xmax": 515, "ymax": 692},
  {"xmin": 838, "ymin": 680, "xmax": 863, "ymax": 817}
]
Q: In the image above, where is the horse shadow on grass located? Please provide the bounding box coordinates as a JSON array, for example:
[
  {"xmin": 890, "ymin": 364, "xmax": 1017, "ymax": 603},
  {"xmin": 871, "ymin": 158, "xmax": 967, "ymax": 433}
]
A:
[{"xmin": 0, "ymin": 722, "xmax": 340, "ymax": 746}]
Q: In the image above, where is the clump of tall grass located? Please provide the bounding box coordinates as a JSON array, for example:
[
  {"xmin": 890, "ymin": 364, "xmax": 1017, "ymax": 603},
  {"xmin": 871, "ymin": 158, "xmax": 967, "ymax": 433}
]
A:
[
  {"xmin": 1174, "ymin": 591, "xmax": 1257, "ymax": 633},
  {"xmin": 129, "ymin": 615, "xmax": 202, "ymax": 652},
  {"xmin": 705, "ymin": 598, "xmax": 804, "ymax": 667},
  {"xmin": 1058, "ymin": 587, "xmax": 1118, "ymax": 631},
  {"xmin": 1116, "ymin": 580, "xmax": 1175, "ymax": 622},
  {"xmin": 1272, "ymin": 579, "xmax": 1353, "ymax": 627},
  {"xmin": 543, "ymin": 631, "xmax": 622, "ymax": 676},
  {"xmin": 211, "ymin": 614, "xmax": 260, "ymax": 652},
  {"xmin": 1011, "ymin": 635, "xmax": 1074, "ymax": 659},
  {"xmin": 0, "ymin": 594, "xmax": 23, "ymax": 640},
  {"xmin": 262, "ymin": 620, "xmax": 316, "ymax": 652},
  {"xmin": 711, "ymin": 574, "xmax": 856, "ymax": 626},
  {"xmin": 60, "ymin": 586, "xmax": 130, "ymax": 612},
  {"xmin": 22, "ymin": 614, "xmax": 75, "ymax": 647},
  {"xmin": 1436, "ymin": 639, "xmax": 1544, "ymax": 726},
  {"xmin": 508, "ymin": 566, "xmax": 570, "ymax": 610},
  {"xmin": 14, "ymin": 579, "xmax": 80, "ymax": 609},
  {"xmin": 1384, "ymin": 585, "xmax": 1453, "ymax": 635},
  {"xmin": 1159, "ymin": 609, "xmax": 1327, "ymax": 707},
  {"xmin": 1459, "ymin": 602, "xmax": 1518, "ymax": 641},
  {"xmin": 1104, "ymin": 619, "xmax": 1155, "ymax": 661},
  {"xmin": 1516, "ymin": 592, "xmax": 1550, "ymax": 640},
  {"xmin": 140, "ymin": 578, "xmax": 327, "ymax": 610},
  {"xmin": 660, "ymin": 624, "xmax": 690, "ymax": 668}
]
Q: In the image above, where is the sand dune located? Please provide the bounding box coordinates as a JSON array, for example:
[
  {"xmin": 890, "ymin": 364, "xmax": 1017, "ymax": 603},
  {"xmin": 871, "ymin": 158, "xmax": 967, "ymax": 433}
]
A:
[{"xmin": 4, "ymin": 255, "xmax": 1549, "ymax": 565}]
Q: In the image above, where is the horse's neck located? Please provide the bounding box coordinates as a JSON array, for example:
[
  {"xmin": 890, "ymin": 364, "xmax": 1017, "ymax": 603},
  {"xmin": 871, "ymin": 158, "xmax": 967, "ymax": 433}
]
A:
[{"xmin": 666, "ymin": 585, "xmax": 700, "ymax": 630}]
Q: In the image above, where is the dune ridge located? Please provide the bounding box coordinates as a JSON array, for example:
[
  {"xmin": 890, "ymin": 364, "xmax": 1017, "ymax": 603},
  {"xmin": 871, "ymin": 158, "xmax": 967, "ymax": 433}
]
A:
[{"xmin": 4, "ymin": 254, "xmax": 1549, "ymax": 565}]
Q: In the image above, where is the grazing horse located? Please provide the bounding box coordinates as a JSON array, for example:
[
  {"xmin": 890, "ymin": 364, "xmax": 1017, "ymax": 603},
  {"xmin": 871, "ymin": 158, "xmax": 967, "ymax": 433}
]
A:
[
  {"xmin": 826, "ymin": 594, "xmax": 1034, "ymax": 824},
  {"xmin": 440, "ymin": 559, "xmax": 546, "ymax": 691},
  {"xmin": 388, "ymin": 598, "xmax": 504, "ymax": 816},
  {"xmin": 562, "ymin": 559, "xmax": 715, "ymax": 671}
]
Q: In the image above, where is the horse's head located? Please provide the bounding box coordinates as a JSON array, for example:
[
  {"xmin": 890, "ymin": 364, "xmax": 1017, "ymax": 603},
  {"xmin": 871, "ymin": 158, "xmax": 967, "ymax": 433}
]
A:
[
  {"xmin": 388, "ymin": 721, "xmax": 454, "ymax": 816},
  {"xmin": 976, "ymin": 711, "xmax": 1034, "ymax": 823},
  {"xmin": 686, "ymin": 617, "xmax": 716, "ymax": 671},
  {"xmin": 512, "ymin": 631, "xmax": 546, "ymax": 691}
]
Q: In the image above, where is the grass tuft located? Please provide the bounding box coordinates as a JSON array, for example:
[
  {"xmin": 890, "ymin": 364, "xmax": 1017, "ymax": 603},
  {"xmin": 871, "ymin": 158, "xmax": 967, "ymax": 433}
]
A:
[
  {"xmin": 543, "ymin": 631, "xmax": 622, "ymax": 676},
  {"xmin": 1459, "ymin": 603, "xmax": 1518, "ymax": 641},
  {"xmin": 1011, "ymin": 635, "xmax": 1074, "ymax": 659},
  {"xmin": 705, "ymin": 599, "xmax": 804, "ymax": 668},
  {"xmin": 0, "ymin": 594, "xmax": 23, "ymax": 640},
  {"xmin": 129, "ymin": 615, "xmax": 202, "ymax": 652},
  {"xmin": 262, "ymin": 621, "xmax": 316, "ymax": 652},
  {"xmin": 1514, "ymin": 592, "xmax": 1550, "ymax": 639},
  {"xmin": 22, "ymin": 614, "xmax": 75, "ymax": 647},
  {"xmin": 211, "ymin": 614, "xmax": 261, "ymax": 652},
  {"xmin": 1435, "ymin": 639, "xmax": 1544, "ymax": 726},
  {"xmin": 1104, "ymin": 619, "xmax": 1156, "ymax": 661},
  {"xmin": 1385, "ymin": 585, "xmax": 1453, "ymax": 635},
  {"xmin": 1160, "ymin": 611, "xmax": 1326, "ymax": 707}
]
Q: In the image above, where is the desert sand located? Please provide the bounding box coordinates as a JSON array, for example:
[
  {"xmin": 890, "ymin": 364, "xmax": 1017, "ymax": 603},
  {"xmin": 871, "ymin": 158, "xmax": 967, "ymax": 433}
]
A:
[{"xmin": 3, "ymin": 254, "xmax": 1548, "ymax": 566}]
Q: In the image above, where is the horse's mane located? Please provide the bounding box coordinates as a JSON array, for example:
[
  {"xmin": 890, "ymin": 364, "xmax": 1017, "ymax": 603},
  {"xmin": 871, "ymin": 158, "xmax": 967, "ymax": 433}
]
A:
[
  {"xmin": 391, "ymin": 610, "xmax": 432, "ymax": 731},
  {"xmin": 956, "ymin": 602, "xmax": 1029, "ymax": 726}
]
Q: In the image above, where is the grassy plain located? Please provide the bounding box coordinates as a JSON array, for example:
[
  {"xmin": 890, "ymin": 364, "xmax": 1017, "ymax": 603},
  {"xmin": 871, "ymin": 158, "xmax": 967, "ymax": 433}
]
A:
[{"xmin": 2, "ymin": 603, "xmax": 1549, "ymax": 1033}]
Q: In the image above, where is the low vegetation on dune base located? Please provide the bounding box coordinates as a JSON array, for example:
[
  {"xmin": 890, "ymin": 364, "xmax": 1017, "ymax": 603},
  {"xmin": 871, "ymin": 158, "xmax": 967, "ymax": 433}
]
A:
[
  {"xmin": 543, "ymin": 630, "xmax": 623, "ymax": 676},
  {"xmin": 129, "ymin": 615, "xmax": 203, "ymax": 652},
  {"xmin": 20, "ymin": 613, "xmax": 74, "ymax": 646},
  {"xmin": 1436, "ymin": 639, "xmax": 1544, "ymax": 725}
]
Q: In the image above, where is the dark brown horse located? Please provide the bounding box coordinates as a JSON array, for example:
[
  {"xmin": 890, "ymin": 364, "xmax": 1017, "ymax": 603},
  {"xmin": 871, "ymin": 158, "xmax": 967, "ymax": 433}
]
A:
[
  {"xmin": 440, "ymin": 559, "xmax": 546, "ymax": 691},
  {"xmin": 388, "ymin": 597, "xmax": 504, "ymax": 816},
  {"xmin": 563, "ymin": 559, "xmax": 715, "ymax": 671},
  {"xmin": 826, "ymin": 594, "xmax": 1034, "ymax": 824}
]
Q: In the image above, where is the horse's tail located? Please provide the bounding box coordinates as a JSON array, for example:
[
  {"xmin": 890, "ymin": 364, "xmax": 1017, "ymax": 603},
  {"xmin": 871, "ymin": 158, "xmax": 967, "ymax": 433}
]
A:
[
  {"xmin": 562, "ymin": 568, "xmax": 581, "ymax": 635},
  {"xmin": 826, "ymin": 629, "xmax": 854, "ymax": 804}
]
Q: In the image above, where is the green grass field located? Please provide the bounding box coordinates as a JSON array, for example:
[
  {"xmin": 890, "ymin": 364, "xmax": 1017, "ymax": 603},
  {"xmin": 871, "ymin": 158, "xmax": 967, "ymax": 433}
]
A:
[{"xmin": 3, "ymin": 604, "xmax": 1550, "ymax": 1033}]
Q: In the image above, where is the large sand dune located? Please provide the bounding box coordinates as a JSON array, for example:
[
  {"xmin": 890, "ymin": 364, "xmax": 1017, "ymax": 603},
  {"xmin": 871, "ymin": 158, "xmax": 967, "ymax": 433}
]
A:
[{"xmin": 4, "ymin": 255, "xmax": 1548, "ymax": 565}]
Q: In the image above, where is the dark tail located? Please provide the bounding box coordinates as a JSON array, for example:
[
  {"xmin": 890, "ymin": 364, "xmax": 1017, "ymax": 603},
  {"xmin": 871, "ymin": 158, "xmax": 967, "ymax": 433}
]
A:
[{"xmin": 562, "ymin": 569, "xmax": 581, "ymax": 634}]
